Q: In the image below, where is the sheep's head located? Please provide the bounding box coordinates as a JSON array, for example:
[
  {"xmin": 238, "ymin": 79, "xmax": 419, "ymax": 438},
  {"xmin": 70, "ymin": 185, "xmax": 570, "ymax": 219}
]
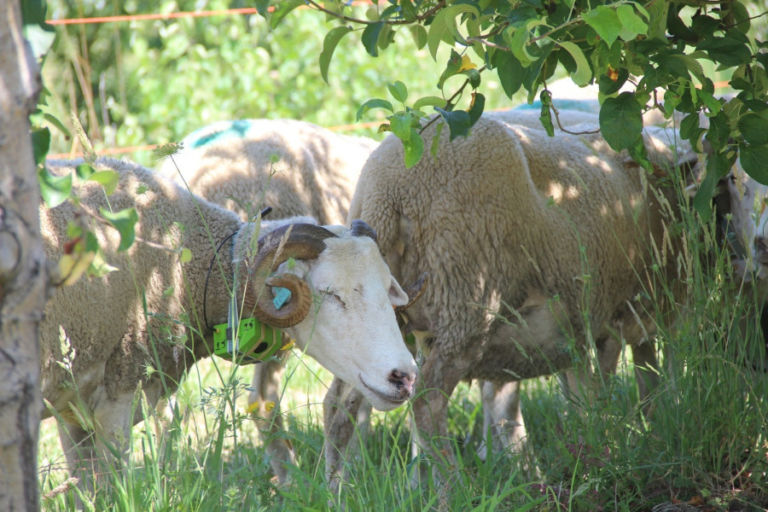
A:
[{"xmin": 241, "ymin": 221, "xmax": 418, "ymax": 410}]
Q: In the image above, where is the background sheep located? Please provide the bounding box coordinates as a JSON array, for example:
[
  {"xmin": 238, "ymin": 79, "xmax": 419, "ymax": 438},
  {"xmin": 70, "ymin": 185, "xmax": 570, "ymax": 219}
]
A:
[
  {"xmin": 330, "ymin": 112, "xmax": 713, "ymax": 489},
  {"xmin": 159, "ymin": 118, "xmax": 378, "ymax": 483},
  {"xmin": 40, "ymin": 157, "xmax": 416, "ymax": 483}
]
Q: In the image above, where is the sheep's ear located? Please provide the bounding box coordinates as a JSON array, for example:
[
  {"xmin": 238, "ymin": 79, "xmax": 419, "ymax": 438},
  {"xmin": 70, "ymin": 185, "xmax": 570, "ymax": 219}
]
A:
[{"xmin": 388, "ymin": 277, "xmax": 409, "ymax": 307}]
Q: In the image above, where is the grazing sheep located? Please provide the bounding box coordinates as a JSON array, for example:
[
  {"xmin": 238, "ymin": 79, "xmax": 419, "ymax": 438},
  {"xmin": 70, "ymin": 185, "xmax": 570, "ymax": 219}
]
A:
[
  {"xmin": 324, "ymin": 112, "xmax": 706, "ymax": 488},
  {"xmin": 160, "ymin": 118, "xmax": 377, "ymax": 224},
  {"xmin": 159, "ymin": 119, "xmax": 379, "ymax": 483},
  {"xmin": 40, "ymin": 157, "xmax": 416, "ymax": 482}
]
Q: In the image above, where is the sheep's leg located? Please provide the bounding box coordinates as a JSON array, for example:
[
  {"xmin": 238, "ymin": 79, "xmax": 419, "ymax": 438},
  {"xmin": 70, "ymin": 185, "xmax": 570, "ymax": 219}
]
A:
[
  {"xmin": 57, "ymin": 420, "xmax": 99, "ymax": 491},
  {"xmin": 58, "ymin": 390, "xmax": 135, "ymax": 491},
  {"xmin": 323, "ymin": 377, "xmax": 371, "ymax": 495},
  {"xmin": 411, "ymin": 344, "xmax": 477, "ymax": 505},
  {"xmin": 247, "ymin": 356, "xmax": 296, "ymax": 485},
  {"xmin": 560, "ymin": 335, "xmax": 622, "ymax": 405},
  {"xmin": 477, "ymin": 380, "xmax": 526, "ymax": 460},
  {"xmin": 630, "ymin": 340, "xmax": 659, "ymax": 402}
]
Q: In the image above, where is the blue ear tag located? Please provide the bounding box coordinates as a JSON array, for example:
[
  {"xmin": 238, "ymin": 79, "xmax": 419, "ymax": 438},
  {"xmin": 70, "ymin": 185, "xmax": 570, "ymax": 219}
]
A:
[{"xmin": 273, "ymin": 287, "xmax": 292, "ymax": 310}]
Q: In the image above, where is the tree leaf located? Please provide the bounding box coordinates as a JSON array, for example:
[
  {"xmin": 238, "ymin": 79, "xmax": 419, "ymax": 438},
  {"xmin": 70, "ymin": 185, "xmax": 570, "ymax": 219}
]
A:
[
  {"xmin": 558, "ymin": 42, "xmax": 592, "ymax": 86},
  {"xmin": 89, "ymin": 170, "xmax": 120, "ymax": 195},
  {"xmin": 320, "ymin": 26, "xmax": 353, "ymax": 83},
  {"xmin": 31, "ymin": 127, "xmax": 50, "ymax": 166},
  {"xmin": 413, "ymin": 96, "xmax": 447, "ymax": 111},
  {"xmin": 616, "ymin": 4, "xmax": 648, "ymax": 41},
  {"xmin": 390, "ymin": 112, "xmax": 412, "ymax": 142},
  {"xmin": 356, "ymin": 98, "xmax": 394, "ymax": 121},
  {"xmin": 100, "ymin": 207, "xmax": 139, "ymax": 252},
  {"xmin": 468, "ymin": 93, "xmax": 485, "ymax": 126},
  {"xmin": 403, "ymin": 129, "xmax": 424, "ymax": 168},
  {"xmin": 408, "ymin": 25, "xmax": 428, "ymax": 50},
  {"xmin": 599, "ymin": 92, "xmax": 643, "ymax": 151},
  {"xmin": 269, "ymin": 0, "xmax": 303, "ymax": 29},
  {"xmin": 738, "ymin": 113, "xmax": 768, "ymax": 146},
  {"xmin": 435, "ymin": 108, "xmax": 471, "ymax": 141},
  {"xmin": 362, "ymin": 22, "xmax": 384, "ymax": 57},
  {"xmin": 38, "ymin": 166, "xmax": 72, "ymax": 208},
  {"xmin": 388, "ymin": 81, "xmax": 408, "ymax": 103},
  {"xmin": 739, "ymin": 143, "xmax": 768, "ymax": 185},
  {"xmin": 494, "ymin": 51, "xmax": 524, "ymax": 99},
  {"xmin": 584, "ymin": 6, "xmax": 621, "ymax": 47}
]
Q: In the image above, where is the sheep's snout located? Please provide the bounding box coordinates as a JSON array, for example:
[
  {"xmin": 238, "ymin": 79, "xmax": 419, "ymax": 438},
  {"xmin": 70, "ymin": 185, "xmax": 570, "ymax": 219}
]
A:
[{"xmin": 388, "ymin": 368, "xmax": 417, "ymax": 399}]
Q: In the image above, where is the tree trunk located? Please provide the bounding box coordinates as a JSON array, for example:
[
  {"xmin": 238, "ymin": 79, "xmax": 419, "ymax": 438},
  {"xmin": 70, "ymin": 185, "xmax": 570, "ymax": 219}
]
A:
[{"xmin": 0, "ymin": 1, "xmax": 47, "ymax": 510}]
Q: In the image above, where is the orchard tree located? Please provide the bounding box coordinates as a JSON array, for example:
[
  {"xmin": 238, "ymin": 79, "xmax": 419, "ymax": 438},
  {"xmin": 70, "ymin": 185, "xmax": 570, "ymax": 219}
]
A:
[
  {"xmin": 265, "ymin": 0, "xmax": 767, "ymax": 212},
  {"xmin": 0, "ymin": 0, "xmax": 55, "ymax": 510}
]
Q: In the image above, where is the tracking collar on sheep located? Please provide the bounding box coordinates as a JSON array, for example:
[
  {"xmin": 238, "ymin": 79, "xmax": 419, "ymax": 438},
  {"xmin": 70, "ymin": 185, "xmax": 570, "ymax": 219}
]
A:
[{"xmin": 205, "ymin": 216, "xmax": 341, "ymax": 364}]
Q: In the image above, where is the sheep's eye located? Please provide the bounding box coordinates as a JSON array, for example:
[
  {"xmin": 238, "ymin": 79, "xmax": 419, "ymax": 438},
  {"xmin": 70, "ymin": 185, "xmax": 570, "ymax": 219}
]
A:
[{"xmin": 320, "ymin": 289, "xmax": 347, "ymax": 309}]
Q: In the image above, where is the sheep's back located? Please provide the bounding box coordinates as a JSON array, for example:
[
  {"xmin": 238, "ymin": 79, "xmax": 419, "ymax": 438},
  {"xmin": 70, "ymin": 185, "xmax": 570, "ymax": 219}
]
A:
[
  {"xmin": 40, "ymin": 158, "xmax": 241, "ymax": 418},
  {"xmin": 351, "ymin": 114, "xmax": 681, "ymax": 358},
  {"xmin": 161, "ymin": 119, "xmax": 378, "ymax": 224}
]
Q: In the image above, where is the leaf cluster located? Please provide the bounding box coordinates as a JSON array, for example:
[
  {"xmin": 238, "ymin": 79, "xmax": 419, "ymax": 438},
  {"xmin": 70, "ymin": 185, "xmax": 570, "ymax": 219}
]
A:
[{"xmin": 270, "ymin": 0, "xmax": 768, "ymax": 209}]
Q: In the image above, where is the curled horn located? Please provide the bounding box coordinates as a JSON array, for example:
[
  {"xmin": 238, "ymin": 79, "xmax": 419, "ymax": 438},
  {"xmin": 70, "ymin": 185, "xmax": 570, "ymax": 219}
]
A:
[
  {"xmin": 396, "ymin": 272, "xmax": 428, "ymax": 313},
  {"xmin": 350, "ymin": 219, "xmax": 378, "ymax": 241},
  {"xmin": 243, "ymin": 223, "xmax": 337, "ymax": 328}
]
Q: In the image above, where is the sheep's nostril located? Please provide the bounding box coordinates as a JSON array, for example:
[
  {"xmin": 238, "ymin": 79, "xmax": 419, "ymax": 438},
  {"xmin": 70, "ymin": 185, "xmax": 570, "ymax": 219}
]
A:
[{"xmin": 388, "ymin": 369, "xmax": 416, "ymax": 396}]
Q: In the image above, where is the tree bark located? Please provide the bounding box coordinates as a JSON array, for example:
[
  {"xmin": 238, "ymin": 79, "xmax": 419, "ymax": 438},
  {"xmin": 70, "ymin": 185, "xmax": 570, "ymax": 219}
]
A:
[{"xmin": 0, "ymin": 1, "xmax": 47, "ymax": 510}]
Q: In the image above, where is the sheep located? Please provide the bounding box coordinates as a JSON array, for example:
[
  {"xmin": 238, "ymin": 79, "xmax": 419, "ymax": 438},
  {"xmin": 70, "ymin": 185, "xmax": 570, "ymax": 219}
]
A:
[
  {"xmin": 159, "ymin": 118, "xmax": 377, "ymax": 224},
  {"xmin": 324, "ymin": 111, "xmax": 711, "ymax": 489},
  {"xmin": 158, "ymin": 118, "xmax": 379, "ymax": 483},
  {"xmin": 39, "ymin": 156, "xmax": 417, "ymax": 483}
]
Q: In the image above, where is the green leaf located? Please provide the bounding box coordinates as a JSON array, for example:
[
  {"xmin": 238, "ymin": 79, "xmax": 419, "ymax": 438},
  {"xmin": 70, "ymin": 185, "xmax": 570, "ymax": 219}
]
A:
[
  {"xmin": 269, "ymin": 0, "xmax": 303, "ymax": 29},
  {"xmin": 694, "ymin": 150, "xmax": 733, "ymax": 219},
  {"xmin": 75, "ymin": 164, "xmax": 94, "ymax": 180},
  {"xmin": 599, "ymin": 92, "xmax": 643, "ymax": 151},
  {"xmin": 180, "ymin": 247, "xmax": 193, "ymax": 264},
  {"xmin": 403, "ymin": 129, "xmax": 424, "ymax": 168},
  {"xmin": 388, "ymin": 81, "xmax": 408, "ymax": 103},
  {"xmin": 100, "ymin": 207, "xmax": 139, "ymax": 252},
  {"xmin": 413, "ymin": 96, "xmax": 447, "ymax": 111},
  {"xmin": 38, "ymin": 166, "xmax": 72, "ymax": 208},
  {"xmin": 427, "ymin": 4, "xmax": 480, "ymax": 59},
  {"xmin": 584, "ymin": 6, "xmax": 621, "ymax": 47},
  {"xmin": 408, "ymin": 25, "xmax": 428, "ymax": 50},
  {"xmin": 616, "ymin": 4, "xmax": 648, "ymax": 41},
  {"xmin": 738, "ymin": 113, "xmax": 768, "ymax": 146},
  {"xmin": 697, "ymin": 31, "xmax": 751, "ymax": 68},
  {"xmin": 362, "ymin": 22, "xmax": 384, "ymax": 57},
  {"xmin": 435, "ymin": 108, "xmax": 472, "ymax": 141},
  {"xmin": 739, "ymin": 143, "xmax": 768, "ymax": 185},
  {"xmin": 390, "ymin": 113, "xmax": 412, "ymax": 142},
  {"xmin": 22, "ymin": 0, "xmax": 55, "ymax": 61},
  {"xmin": 356, "ymin": 98, "xmax": 394, "ymax": 121},
  {"xmin": 468, "ymin": 93, "xmax": 485, "ymax": 126},
  {"xmin": 89, "ymin": 170, "xmax": 120, "ymax": 195},
  {"xmin": 558, "ymin": 42, "xmax": 591, "ymax": 87},
  {"xmin": 494, "ymin": 51, "xmax": 524, "ymax": 99},
  {"xmin": 705, "ymin": 111, "xmax": 730, "ymax": 152},
  {"xmin": 31, "ymin": 128, "xmax": 50, "ymax": 166},
  {"xmin": 504, "ymin": 25, "xmax": 536, "ymax": 66},
  {"xmin": 320, "ymin": 26, "xmax": 353, "ymax": 83}
]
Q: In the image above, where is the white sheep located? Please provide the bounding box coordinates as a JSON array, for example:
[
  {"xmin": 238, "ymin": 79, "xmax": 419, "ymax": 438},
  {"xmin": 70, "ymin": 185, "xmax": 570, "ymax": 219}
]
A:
[
  {"xmin": 325, "ymin": 112, "xmax": 707, "ymax": 488},
  {"xmin": 40, "ymin": 157, "xmax": 416, "ymax": 482},
  {"xmin": 159, "ymin": 118, "xmax": 379, "ymax": 483}
]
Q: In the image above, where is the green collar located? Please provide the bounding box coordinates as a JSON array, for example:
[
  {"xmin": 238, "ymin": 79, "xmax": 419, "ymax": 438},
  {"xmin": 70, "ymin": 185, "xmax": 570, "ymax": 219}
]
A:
[{"xmin": 213, "ymin": 317, "xmax": 283, "ymax": 364}]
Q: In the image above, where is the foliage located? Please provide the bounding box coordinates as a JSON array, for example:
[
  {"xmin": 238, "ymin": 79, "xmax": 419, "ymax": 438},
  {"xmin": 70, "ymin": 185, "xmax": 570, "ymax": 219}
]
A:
[
  {"xmin": 40, "ymin": 0, "xmax": 518, "ymax": 167},
  {"xmin": 273, "ymin": 0, "xmax": 768, "ymax": 208}
]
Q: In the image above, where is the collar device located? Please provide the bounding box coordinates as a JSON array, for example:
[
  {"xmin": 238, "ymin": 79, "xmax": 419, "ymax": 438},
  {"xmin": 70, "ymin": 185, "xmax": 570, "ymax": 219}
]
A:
[
  {"xmin": 213, "ymin": 317, "xmax": 282, "ymax": 364},
  {"xmin": 211, "ymin": 225, "xmax": 287, "ymax": 364}
]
